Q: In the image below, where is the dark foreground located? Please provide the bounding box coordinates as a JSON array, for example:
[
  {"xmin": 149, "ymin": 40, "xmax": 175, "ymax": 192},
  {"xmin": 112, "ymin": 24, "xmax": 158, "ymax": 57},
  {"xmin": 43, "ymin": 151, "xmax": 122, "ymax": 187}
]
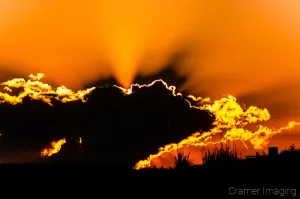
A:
[
  {"xmin": 2, "ymin": 157, "xmax": 300, "ymax": 176},
  {"xmin": 1, "ymin": 144, "xmax": 300, "ymax": 197},
  {"xmin": 1, "ymin": 160, "xmax": 299, "ymax": 197}
]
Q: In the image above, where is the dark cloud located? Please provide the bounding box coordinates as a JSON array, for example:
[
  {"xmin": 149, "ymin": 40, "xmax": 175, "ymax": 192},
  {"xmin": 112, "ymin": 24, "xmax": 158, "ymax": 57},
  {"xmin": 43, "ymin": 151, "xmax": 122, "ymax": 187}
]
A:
[{"xmin": 0, "ymin": 81, "xmax": 214, "ymax": 166}]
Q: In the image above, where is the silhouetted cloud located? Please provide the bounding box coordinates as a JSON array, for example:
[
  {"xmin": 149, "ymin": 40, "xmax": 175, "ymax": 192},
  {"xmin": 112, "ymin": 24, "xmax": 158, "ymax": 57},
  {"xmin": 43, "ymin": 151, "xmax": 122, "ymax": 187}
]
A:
[{"xmin": 0, "ymin": 80, "xmax": 214, "ymax": 166}]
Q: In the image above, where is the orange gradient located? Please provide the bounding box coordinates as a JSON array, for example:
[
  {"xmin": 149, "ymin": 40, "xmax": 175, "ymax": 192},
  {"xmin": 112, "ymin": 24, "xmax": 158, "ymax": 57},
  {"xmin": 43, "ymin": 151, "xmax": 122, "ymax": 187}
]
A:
[
  {"xmin": 0, "ymin": 1, "xmax": 300, "ymax": 166},
  {"xmin": 0, "ymin": 1, "xmax": 299, "ymax": 91}
]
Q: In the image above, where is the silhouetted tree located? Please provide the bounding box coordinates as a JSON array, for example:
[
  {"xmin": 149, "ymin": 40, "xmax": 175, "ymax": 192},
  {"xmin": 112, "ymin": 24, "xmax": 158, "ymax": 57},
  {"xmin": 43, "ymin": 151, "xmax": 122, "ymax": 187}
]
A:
[{"xmin": 279, "ymin": 144, "xmax": 300, "ymax": 159}]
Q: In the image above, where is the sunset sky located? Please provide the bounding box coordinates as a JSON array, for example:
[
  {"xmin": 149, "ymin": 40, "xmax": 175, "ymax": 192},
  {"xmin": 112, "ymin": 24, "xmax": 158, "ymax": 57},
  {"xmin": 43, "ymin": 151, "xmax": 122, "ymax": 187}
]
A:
[{"xmin": 0, "ymin": 0, "xmax": 300, "ymax": 164}]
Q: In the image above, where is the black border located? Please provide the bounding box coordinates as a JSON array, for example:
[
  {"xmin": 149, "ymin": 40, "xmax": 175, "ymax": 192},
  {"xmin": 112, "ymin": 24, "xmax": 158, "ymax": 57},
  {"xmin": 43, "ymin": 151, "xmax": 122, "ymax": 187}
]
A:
[{"xmin": 1, "ymin": 164, "xmax": 299, "ymax": 197}]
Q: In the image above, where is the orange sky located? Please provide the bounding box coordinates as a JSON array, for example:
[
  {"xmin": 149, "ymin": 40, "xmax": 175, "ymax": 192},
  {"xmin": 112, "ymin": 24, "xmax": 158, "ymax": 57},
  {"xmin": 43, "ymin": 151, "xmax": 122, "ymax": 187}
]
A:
[{"xmin": 1, "ymin": 0, "xmax": 300, "ymax": 165}]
